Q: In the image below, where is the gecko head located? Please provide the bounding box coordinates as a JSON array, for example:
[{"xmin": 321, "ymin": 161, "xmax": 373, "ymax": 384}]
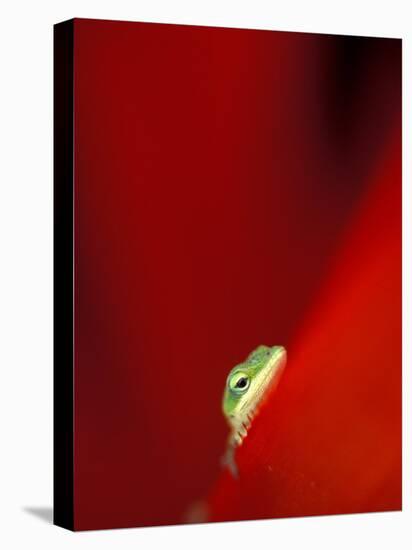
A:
[{"xmin": 222, "ymin": 345, "xmax": 287, "ymax": 428}]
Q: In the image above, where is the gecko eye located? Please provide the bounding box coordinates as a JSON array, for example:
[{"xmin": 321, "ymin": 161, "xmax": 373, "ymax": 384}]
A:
[{"xmin": 228, "ymin": 372, "xmax": 250, "ymax": 394}]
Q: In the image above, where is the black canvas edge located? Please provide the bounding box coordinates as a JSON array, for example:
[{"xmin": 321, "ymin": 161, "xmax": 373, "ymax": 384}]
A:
[{"xmin": 53, "ymin": 18, "xmax": 75, "ymax": 531}]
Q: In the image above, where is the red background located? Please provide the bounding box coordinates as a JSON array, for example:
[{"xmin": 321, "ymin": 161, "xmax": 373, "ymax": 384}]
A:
[{"xmin": 73, "ymin": 19, "xmax": 401, "ymax": 530}]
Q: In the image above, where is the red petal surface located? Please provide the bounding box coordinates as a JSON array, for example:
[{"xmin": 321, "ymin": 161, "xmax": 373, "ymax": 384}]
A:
[{"xmin": 207, "ymin": 138, "xmax": 401, "ymax": 521}]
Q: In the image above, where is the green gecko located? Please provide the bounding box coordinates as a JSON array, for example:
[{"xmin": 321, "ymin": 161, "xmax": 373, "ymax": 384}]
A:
[{"xmin": 222, "ymin": 345, "xmax": 287, "ymax": 477}]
